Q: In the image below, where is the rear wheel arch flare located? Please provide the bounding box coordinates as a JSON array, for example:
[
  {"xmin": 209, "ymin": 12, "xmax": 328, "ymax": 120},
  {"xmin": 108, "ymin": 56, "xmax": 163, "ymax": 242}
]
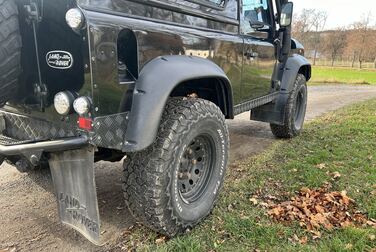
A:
[{"xmin": 123, "ymin": 55, "xmax": 234, "ymax": 152}]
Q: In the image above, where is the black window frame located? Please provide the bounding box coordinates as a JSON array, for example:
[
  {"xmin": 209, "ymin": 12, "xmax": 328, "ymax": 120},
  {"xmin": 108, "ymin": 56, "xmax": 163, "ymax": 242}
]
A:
[
  {"xmin": 186, "ymin": 0, "xmax": 228, "ymax": 10},
  {"xmin": 239, "ymin": 0, "xmax": 276, "ymax": 40}
]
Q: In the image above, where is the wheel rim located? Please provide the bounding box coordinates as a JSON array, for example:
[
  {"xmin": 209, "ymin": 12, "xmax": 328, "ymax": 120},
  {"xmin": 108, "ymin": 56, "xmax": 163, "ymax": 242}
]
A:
[
  {"xmin": 178, "ymin": 135, "xmax": 215, "ymax": 204},
  {"xmin": 294, "ymin": 87, "xmax": 306, "ymax": 130}
]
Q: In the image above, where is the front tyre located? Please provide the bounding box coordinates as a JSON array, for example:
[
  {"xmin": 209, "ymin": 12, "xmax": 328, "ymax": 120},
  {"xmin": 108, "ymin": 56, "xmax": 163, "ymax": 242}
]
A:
[
  {"xmin": 270, "ymin": 74, "xmax": 308, "ymax": 138},
  {"xmin": 123, "ymin": 97, "xmax": 229, "ymax": 236}
]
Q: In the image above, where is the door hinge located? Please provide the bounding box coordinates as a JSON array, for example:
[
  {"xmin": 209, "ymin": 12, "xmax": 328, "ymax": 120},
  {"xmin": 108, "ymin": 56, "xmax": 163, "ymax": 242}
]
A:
[
  {"xmin": 24, "ymin": 2, "xmax": 42, "ymax": 23},
  {"xmin": 24, "ymin": 1, "xmax": 47, "ymax": 111}
]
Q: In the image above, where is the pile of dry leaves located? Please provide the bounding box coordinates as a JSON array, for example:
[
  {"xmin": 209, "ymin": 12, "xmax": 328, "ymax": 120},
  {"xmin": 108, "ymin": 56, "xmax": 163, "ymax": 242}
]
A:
[{"xmin": 268, "ymin": 186, "xmax": 376, "ymax": 235}]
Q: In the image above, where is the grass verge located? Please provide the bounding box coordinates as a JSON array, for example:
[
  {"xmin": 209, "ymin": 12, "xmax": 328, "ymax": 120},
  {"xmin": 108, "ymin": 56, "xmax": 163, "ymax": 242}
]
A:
[
  {"xmin": 111, "ymin": 99, "xmax": 376, "ymax": 252},
  {"xmin": 310, "ymin": 67, "xmax": 376, "ymax": 85}
]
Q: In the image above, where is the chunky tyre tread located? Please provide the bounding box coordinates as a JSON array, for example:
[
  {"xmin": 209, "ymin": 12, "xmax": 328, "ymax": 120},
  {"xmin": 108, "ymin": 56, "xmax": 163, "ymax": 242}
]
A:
[
  {"xmin": 123, "ymin": 97, "xmax": 228, "ymax": 236},
  {"xmin": 271, "ymin": 74, "xmax": 307, "ymax": 138},
  {"xmin": 0, "ymin": 0, "xmax": 21, "ymax": 103}
]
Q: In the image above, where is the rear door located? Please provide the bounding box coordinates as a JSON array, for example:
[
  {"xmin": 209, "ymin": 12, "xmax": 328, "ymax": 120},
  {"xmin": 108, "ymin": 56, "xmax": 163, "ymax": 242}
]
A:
[{"xmin": 240, "ymin": 0, "xmax": 276, "ymax": 102}]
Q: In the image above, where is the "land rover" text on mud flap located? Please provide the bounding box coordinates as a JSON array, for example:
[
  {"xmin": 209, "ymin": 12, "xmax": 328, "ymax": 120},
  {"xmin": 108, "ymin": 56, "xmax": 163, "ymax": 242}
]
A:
[{"xmin": 49, "ymin": 146, "xmax": 101, "ymax": 244}]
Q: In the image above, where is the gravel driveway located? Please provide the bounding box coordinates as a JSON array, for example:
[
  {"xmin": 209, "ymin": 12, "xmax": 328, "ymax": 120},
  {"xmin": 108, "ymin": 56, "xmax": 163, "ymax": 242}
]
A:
[{"xmin": 1, "ymin": 85, "xmax": 376, "ymax": 252}]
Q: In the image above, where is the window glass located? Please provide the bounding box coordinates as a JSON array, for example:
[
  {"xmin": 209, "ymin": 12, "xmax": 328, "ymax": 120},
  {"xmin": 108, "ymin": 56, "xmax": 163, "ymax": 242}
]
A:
[
  {"xmin": 241, "ymin": 0, "xmax": 271, "ymax": 34},
  {"xmin": 207, "ymin": 0, "xmax": 226, "ymax": 7},
  {"xmin": 187, "ymin": 0, "xmax": 227, "ymax": 9}
]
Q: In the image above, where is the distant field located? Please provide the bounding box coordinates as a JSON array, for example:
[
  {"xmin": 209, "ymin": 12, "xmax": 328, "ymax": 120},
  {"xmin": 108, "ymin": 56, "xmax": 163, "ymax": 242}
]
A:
[{"xmin": 310, "ymin": 67, "xmax": 376, "ymax": 85}]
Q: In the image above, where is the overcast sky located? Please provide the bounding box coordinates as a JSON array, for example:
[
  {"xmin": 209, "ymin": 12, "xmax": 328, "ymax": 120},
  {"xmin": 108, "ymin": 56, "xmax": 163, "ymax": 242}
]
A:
[{"xmin": 293, "ymin": 0, "xmax": 375, "ymax": 29}]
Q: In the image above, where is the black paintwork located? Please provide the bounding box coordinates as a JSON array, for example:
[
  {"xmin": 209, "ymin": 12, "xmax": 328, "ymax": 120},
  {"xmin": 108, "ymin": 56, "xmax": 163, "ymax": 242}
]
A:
[{"xmin": 4, "ymin": 0, "xmax": 311, "ymax": 153}]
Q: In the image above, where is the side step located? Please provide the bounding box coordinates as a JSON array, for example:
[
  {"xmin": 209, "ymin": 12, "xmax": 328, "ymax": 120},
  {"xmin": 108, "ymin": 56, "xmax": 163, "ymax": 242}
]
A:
[{"xmin": 234, "ymin": 92, "xmax": 280, "ymax": 115}]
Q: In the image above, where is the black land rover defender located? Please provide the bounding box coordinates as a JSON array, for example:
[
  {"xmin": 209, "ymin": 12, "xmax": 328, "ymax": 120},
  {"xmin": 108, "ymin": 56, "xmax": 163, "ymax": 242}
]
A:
[{"xmin": 0, "ymin": 0, "xmax": 310, "ymax": 244}]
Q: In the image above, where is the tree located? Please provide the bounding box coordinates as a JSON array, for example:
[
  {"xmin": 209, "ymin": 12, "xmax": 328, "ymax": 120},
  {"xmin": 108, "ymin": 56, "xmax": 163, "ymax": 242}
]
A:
[
  {"xmin": 293, "ymin": 9, "xmax": 328, "ymax": 64},
  {"xmin": 311, "ymin": 11, "xmax": 328, "ymax": 65},
  {"xmin": 346, "ymin": 13, "xmax": 372, "ymax": 68},
  {"xmin": 324, "ymin": 29, "xmax": 347, "ymax": 66},
  {"xmin": 292, "ymin": 9, "xmax": 315, "ymax": 46}
]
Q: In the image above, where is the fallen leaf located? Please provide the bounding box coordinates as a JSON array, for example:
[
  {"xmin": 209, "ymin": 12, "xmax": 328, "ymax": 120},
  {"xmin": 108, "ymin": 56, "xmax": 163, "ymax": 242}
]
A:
[
  {"xmin": 260, "ymin": 202, "xmax": 269, "ymax": 208},
  {"xmin": 369, "ymin": 234, "xmax": 375, "ymax": 241},
  {"xmin": 332, "ymin": 172, "xmax": 341, "ymax": 179},
  {"xmin": 187, "ymin": 93, "xmax": 198, "ymax": 98},
  {"xmin": 345, "ymin": 243, "xmax": 353, "ymax": 250},
  {"xmin": 316, "ymin": 163, "xmax": 326, "ymax": 169},
  {"xmin": 249, "ymin": 198, "xmax": 258, "ymax": 205},
  {"xmin": 267, "ymin": 186, "xmax": 375, "ymax": 232},
  {"xmin": 227, "ymin": 204, "xmax": 234, "ymax": 211},
  {"xmin": 366, "ymin": 220, "xmax": 376, "ymax": 227},
  {"xmin": 299, "ymin": 236, "xmax": 308, "ymax": 244},
  {"xmin": 155, "ymin": 236, "xmax": 166, "ymax": 245}
]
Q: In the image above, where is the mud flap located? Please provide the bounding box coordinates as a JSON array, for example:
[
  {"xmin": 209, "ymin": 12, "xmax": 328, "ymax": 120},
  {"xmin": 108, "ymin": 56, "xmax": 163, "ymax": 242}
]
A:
[{"xmin": 49, "ymin": 146, "xmax": 101, "ymax": 245}]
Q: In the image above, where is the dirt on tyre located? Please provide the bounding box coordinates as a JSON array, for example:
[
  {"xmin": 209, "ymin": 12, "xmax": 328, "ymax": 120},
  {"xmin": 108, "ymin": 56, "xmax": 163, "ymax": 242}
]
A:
[
  {"xmin": 123, "ymin": 97, "xmax": 229, "ymax": 236},
  {"xmin": 271, "ymin": 74, "xmax": 307, "ymax": 138},
  {"xmin": 0, "ymin": 0, "xmax": 22, "ymax": 104}
]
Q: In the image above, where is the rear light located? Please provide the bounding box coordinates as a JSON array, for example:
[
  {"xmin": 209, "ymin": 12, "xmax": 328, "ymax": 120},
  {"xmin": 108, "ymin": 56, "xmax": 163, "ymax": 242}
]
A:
[
  {"xmin": 78, "ymin": 117, "xmax": 93, "ymax": 131},
  {"xmin": 54, "ymin": 91, "xmax": 75, "ymax": 115},
  {"xmin": 73, "ymin": 97, "xmax": 91, "ymax": 115},
  {"xmin": 66, "ymin": 8, "xmax": 85, "ymax": 30}
]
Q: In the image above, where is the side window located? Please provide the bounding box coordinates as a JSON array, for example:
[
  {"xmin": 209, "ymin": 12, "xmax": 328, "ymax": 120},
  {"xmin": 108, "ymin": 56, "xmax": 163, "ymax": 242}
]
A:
[
  {"xmin": 206, "ymin": 0, "xmax": 226, "ymax": 7},
  {"xmin": 187, "ymin": 0, "xmax": 227, "ymax": 9},
  {"xmin": 241, "ymin": 0, "xmax": 271, "ymax": 34}
]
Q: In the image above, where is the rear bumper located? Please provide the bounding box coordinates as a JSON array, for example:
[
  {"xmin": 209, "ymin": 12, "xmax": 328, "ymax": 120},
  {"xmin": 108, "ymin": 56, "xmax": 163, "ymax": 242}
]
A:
[
  {"xmin": 0, "ymin": 136, "xmax": 88, "ymax": 156},
  {"xmin": 0, "ymin": 109, "xmax": 129, "ymax": 155}
]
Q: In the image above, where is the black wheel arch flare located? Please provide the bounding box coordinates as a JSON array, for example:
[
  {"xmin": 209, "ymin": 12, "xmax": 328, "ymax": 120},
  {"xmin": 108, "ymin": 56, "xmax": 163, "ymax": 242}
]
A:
[{"xmin": 122, "ymin": 55, "xmax": 233, "ymax": 152}]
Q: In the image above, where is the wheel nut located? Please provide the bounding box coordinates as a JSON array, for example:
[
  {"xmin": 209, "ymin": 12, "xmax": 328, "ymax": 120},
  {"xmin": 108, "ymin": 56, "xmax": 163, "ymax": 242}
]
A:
[{"xmin": 192, "ymin": 159, "xmax": 197, "ymax": 165}]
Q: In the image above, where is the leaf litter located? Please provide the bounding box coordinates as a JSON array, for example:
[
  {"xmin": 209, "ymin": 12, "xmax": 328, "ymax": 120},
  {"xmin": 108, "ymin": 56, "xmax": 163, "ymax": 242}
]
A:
[{"xmin": 267, "ymin": 186, "xmax": 376, "ymax": 236}]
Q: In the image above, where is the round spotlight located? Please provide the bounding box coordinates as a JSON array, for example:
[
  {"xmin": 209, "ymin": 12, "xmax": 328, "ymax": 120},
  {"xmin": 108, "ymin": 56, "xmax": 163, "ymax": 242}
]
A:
[
  {"xmin": 54, "ymin": 92, "xmax": 74, "ymax": 115},
  {"xmin": 73, "ymin": 97, "xmax": 91, "ymax": 115},
  {"xmin": 65, "ymin": 8, "xmax": 84, "ymax": 30}
]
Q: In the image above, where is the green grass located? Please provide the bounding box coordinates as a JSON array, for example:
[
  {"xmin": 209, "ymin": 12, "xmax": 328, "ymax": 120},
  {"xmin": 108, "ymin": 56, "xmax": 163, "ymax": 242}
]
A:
[
  {"xmin": 112, "ymin": 99, "xmax": 376, "ymax": 251},
  {"xmin": 310, "ymin": 67, "xmax": 376, "ymax": 85}
]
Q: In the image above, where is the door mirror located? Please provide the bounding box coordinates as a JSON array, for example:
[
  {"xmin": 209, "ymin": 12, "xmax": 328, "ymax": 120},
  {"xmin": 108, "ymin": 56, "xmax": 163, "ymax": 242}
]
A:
[{"xmin": 280, "ymin": 2, "xmax": 293, "ymax": 27}]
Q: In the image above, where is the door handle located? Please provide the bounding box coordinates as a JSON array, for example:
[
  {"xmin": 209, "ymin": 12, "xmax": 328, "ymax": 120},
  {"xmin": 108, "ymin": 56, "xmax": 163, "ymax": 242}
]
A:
[{"xmin": 244, "ymin": 51, "xmax": 259, "ymax": 59}]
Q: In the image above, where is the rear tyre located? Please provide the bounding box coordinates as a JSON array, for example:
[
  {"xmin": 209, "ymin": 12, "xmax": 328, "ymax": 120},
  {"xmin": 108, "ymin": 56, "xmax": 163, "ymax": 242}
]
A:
[
  {"xmin": 123, "ymin": 97, "xmax": 229, "ymax": 236},
  {"xmin": 0, "ymin": 0, "xmax": 22, "ymax": 103},
  {"xmin": 270, "ymin": 74, "xmax": 307, "ymax": 138}
]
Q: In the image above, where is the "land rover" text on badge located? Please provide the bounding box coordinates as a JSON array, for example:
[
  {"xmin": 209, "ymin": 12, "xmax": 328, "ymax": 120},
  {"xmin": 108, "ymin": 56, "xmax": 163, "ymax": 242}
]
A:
[{"xmin": 46, "ymin": 50, "xmax": 73, "ymax": 69}]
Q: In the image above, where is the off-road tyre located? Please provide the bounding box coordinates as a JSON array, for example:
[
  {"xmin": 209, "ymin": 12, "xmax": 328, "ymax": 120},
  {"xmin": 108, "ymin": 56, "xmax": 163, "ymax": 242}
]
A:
[
  {"xmin": 270, "ymin": 74, "xmax": 307, "ymax": 138},
  {"xmin": 123, "ymin": 97, "xmax": 229, "ymax": 236},
  {"xmin": 0, "ymin": 0, "xmax": 22, "ymax": 104}
]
